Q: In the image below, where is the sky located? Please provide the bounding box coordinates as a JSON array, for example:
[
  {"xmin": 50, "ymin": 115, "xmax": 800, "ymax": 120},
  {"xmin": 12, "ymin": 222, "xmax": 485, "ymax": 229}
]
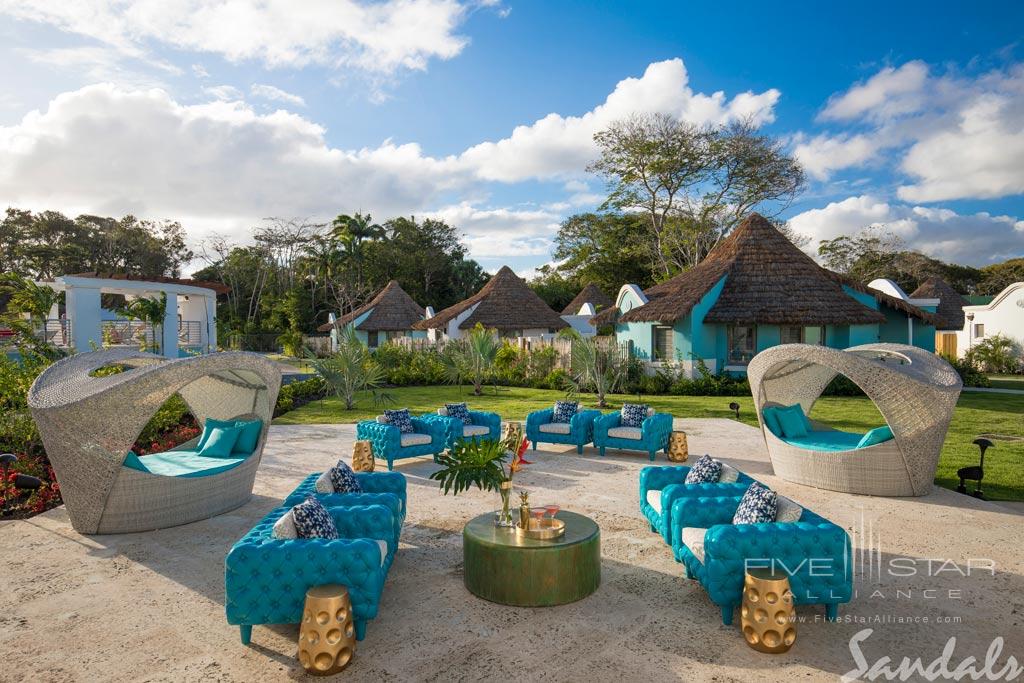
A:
[{"xmin": 0, "ymin": 0, "xmax": 1022, "ymax": 279}]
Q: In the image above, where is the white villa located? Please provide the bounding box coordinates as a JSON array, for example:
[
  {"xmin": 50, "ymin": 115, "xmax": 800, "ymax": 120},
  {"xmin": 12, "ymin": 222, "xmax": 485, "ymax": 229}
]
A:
[{"xmin": 955, "ymin": 281, "xmax": 1024, "ymax": 360}]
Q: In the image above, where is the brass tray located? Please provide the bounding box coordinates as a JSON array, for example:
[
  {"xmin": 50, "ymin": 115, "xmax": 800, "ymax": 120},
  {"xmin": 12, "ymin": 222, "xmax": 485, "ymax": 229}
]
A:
[{"xmin": 515, "ymin": 517, "xmax": 566, "ymax": 540}]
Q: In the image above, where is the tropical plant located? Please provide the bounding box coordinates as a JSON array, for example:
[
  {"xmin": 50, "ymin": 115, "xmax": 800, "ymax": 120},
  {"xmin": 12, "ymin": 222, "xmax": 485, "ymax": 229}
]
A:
[
  {"xmin": 429, "ymin": 437, "xmax": 526, "ymax": 495},
  {"xmin": 118, "ymin": 292, "xmax": 168, "ymax": 354},
  {"xmin": 0, "ymin": 274, "xmax": 63, "ymax": 348},
  {"xmin": 964, "ymin": 334, "xmax": 1022, "ymax": 374},
  {"xmin": 566, "ymin": 332, "xmax": 627, "ymax": 407},
  {"xmin": 308, "ymin": 327, "xmax": 391, "ymax": 409},
  {"xmin": 278, "ymin": 328, "xmax": 304, "ymax": 357},
  {"xmin": 440, "ymin": 324, "xmax": 500, "ymax": 395}
]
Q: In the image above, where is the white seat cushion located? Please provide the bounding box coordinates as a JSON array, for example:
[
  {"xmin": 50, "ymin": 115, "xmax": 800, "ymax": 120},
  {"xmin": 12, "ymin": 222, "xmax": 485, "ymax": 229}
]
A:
[
  {"xmin": 375, "ymin": 539, "xmax": 388, "ymax": 567},
  {"xmin": 607, "ymin": 426, "xmax": 643, "ymax": 440},
  {"xmin": 719, "ymin": 462, "xmax": 740, "ymax": 483},
  {"xmin": 682, "ymin": 527, "xmax": 708, "ymax": 563},
  {"xmin": 400, "ymin": 433, "xmax": 432, "ymax": 447},
  {"xmin": 538, "ymin": 422, "xmax": 571, "ymax": 435},
  {"xmin": 375, "ymin": 415, "xmax": 388, "ymax": 424},
  {"xmin": 272, "ymin": 509, "xmax": 298, "ymax": 539},
  {"xmin": 645, "ymin": 489, "xmax": 662, "ymax": 514},
  {"xmin": 462, "ymin": 425, "xmax": 490, "ymax": 437},
  {"xmin": 775, "ymin": 495, "xmax": 803, "ymax": 522}
]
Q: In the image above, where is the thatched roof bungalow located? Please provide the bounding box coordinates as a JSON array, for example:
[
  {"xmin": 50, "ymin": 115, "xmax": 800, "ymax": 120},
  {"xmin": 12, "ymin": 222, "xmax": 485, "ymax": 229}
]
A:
[
  {"xmin": 413, "ymin": 266, "xmax": 567, "ymax": 340},
  {"xmin": 910, "ymin": 277, "xmax": 968, "ymax": 332},
  {"xmin": 562, "ymin": 283, "xmax": 613, "ymax": 315},
  {"xmin": 594, "ymin": 213, "xmax": 937, "ymax": 376},
  {"xmin": 318, "ymin": 280, "xmax": 426, "ymax": 348}
]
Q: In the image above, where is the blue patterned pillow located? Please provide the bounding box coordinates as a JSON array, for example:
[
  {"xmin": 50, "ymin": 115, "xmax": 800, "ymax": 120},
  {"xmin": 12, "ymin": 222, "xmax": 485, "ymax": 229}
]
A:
[
  {"xmin": 384, "ymin": 408, "xmax": 415, "ymax": 434},
  {"xmin": 445, "ymin": 402, "xmax": 473, "ymax": 425},
  {"xmin": 329, "ymin": 460, "xmax": 363, "ymax": 493},
  {"xmin": 292, "ymin": 496, "xmax": 339, "ymax": 539},
  {"xmin": 684, "ymin": 454, "xmax": 722, "ymax": 484},
  {"xmin": 621, "ymin": 403, "xmax": 648, "ymax": 428},
  {"xmin": 733, "ymin": 482, "xmax": 778, "ymax": 525},
  {"xmin": 552, "ymin": 400, "xmax": 578, "ymax": 423}
]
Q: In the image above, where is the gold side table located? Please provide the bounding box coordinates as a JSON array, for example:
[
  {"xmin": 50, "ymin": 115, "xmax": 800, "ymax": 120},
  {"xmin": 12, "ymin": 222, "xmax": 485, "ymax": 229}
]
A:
[
  {"xmin": 668, "ymin": 431, "xmax": 689, "ymax": 462},
  {"xmin": 298, "ymin": 584, "xmax": 356, "ymax": 675},
  {"xmin": 351, "ymin": 440, "xmax": 375, "ymax": 472},
  {"xmin": 741, "ymin": 569, "xmax": 795, "ymax": 653},
  {"xmin": 501, "ymin": 421, "xmax": 524, "ymax": 452}
]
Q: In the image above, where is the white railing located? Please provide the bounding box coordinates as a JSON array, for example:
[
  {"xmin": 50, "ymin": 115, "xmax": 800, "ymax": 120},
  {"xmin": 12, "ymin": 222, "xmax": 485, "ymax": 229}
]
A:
[{"xmin": 31, "ymin": 319, "xmax": 203, "ymax": 349}]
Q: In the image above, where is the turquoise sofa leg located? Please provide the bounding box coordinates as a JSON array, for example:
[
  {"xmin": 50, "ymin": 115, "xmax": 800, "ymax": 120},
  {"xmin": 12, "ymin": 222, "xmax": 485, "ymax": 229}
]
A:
[
  {"xmin": 355, "ymin": 619, "xmax": 367, "ymax": 641},
  {"xmin": 721, "ymin": 605, "xmax": 734, "ymax": 625},
  {"xmin": 239, "ymin": 624, "xmax": 252, "ymax": 645},
  {"xmin": 599, "ymin": 446, "xmax": 606, "ymax": 457},
  {"xmin": 532, "ymin": 441, "xmax": 537, "ymax": 451},
  {"xmin": 648, "ymin": 451, "xmax": 655, "ymax": 461},
  {"xmin": 387, "ymin": 459, "xmax": 394, "ymax": 471},
  {"xmin": 576, "ymin": 444, "xmax": 583, "ymax": 455},
  {"xmin": 826, "ymin": 603, "xmax": 839, "ymax": 621}
]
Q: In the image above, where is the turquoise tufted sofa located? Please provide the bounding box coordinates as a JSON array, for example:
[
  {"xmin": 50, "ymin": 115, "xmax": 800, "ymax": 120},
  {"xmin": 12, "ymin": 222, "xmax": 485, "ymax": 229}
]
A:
[
  {"xmin": 356, "ymin": 416, "xmax": 447, "ymax": 470},
  {"xmin": 639, "ymin": 465, "xmax": 755, "ymax": 545},
  {"xmin": 284, "ymin": 471, "xmax": 407, "ymax": 542},
  {"xmin": 593, "ymin": 411, "xmax": 673, "ymax": 460},
  {"xmin": 225, "ymin": 503, "xmax": 398, "ymax": 645},
  {"xmin": 430, "ymin": 409, "xmax": 502, "ymax": 449},
  {"xmin": 525, "ymin": 407, "xmax": 602, "ymax": 454},
  {"xmin": 670, "ymin": 494, "xmax": 852, "ymax": 625}
]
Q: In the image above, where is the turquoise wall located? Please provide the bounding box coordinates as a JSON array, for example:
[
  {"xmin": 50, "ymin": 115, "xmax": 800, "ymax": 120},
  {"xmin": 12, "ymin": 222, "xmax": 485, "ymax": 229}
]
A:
[{"xmin": 617, "ymin": 322, "xmax": 655, "ymax": 360}]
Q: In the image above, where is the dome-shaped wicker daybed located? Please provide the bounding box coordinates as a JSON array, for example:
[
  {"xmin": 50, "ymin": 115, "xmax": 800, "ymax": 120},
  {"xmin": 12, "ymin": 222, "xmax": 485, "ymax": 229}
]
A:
[
  {"xmin": 28, "ymin": 349, "xmax": 281, "ymax": 533},
  {"xmin": 747, "ymin": 343, "xmax": 961, "ymax": 497}
]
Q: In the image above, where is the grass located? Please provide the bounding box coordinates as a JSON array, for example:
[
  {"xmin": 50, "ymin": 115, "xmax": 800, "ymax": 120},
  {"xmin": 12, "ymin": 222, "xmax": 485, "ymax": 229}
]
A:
[
  {"xmin": 275, "ymin": 385, "xmax": 1024, "ymax": 501},
  {"xmin": 987, "ymin": 375, "xmax": 1024, "ymax": 391}
]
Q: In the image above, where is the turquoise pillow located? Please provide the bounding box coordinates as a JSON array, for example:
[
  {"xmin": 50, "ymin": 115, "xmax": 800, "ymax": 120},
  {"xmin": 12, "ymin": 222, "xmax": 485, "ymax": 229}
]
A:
[
  {"xmin": 762, "ymin": 407, "xmax": 782, "ymax": 436},
  {"xmin": 776, "ymin": 405, "xmax": 809, "ymax": 439},
  {"xmin": 123, "ymin": 450, "xmax": 146, "ymax": 471},
  {"xmin": 233, "ymin": 419, "xmax": 262, "ymax": 454},
  {"xmin": 197, "ymin": 418, "xmax": 237, "ymax": 450},
  {"xmin": 857, "ymin": 425, "xmax": 894, "ymax": 448},
  {"xmin": 198, "ymin": 425, "xmax": 242, "ymax": 457}
]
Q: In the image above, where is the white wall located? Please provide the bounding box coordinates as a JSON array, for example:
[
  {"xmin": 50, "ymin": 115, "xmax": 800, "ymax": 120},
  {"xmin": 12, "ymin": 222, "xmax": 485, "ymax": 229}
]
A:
[{"xmin": 956, "ymin": 282, "xmax": 1024, "ymax": 359}]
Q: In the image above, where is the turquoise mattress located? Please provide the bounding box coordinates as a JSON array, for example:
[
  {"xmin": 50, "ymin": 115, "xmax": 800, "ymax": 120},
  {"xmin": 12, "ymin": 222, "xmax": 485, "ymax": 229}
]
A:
[
  {"xmin": 123, "ymin": 450, "xmax": 249, "ymax": 478},
  {"xmin": 781, "ymin": 430, "xmax": 865, "ymax": 452}
]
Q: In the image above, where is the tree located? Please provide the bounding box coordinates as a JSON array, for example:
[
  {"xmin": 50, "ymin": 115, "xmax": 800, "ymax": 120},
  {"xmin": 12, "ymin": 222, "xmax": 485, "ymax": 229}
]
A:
[
  {"xmin": 0, "ymin": 274, "xmax": 63, "ymax": 349},
  {"xmin": 589, "ymin": 114, "xmax": 805, "ymax": 274},
  {"xmin": 965, "ymin": 334, "xmax": 1021, "ymax": 374},
  {"xmin": 529, "ymin": 268, "xmax": 580, "ymax": 312},
  {"xmin": 978, "ymin": 259, "xmax": 1024, "ymax": 296},
  {"xmin": 549, "ymin": 212, "xmax": 659, "ymax": 293},
  {"xmin": 309, "ymin": 327, "xmax": 389, "ymax": 410},
  {"xmin": 566, "ymin": 331, "xmax": 627, "ymax": 408},
  {"xmin": 118, "ymin": 293, "xmax": 168, "ymax": 354},
  {"xmin": 331, "ymin": 212, "xmax": 383, "ymax": 289},
  {"xmin": 441, "ymin": 324, "xmax": 500, "ymax": 396}
]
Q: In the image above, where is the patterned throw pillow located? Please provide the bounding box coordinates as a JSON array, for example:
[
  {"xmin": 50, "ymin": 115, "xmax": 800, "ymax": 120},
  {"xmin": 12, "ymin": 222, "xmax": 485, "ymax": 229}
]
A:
[
  {"xmin": 684, "ymin": 454, "xmax": 722, "ymax": 484},
  {"xmin": 291, "ymin": 496, "xmax": 339, "ymax": 539},
  {"xmin": 445, "ymin": 402, "xmax": 473, "ymax": 425},
  {"xmin": 552, "ymin": 400, "xmax": 578, "ymax": 423},
  {"xmin": 329, "ymin": 460, "xmax": 363, "ymax": 493},
  {"xmin": 383, "ymin": 408, "xmax": 415, "ymax": 434},
  {"xmin": 621, "ymin": 403, "xmax": 648, "ymax": 428},
  {"xmin": 732, "ymin": 482, "xmax": 778, "ymax": 525}
]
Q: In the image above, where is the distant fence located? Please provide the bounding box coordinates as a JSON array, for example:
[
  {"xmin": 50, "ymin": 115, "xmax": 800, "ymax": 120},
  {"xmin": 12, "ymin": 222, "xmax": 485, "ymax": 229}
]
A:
[
  {"xmin": 226, "ymin": 332, "xmax": 281, "ymax": 353},
  {"xmin": 302, "ymin": 335, "xmax": 333, "ymax": 357},
  {"xmin": 391, "ymin": 334, "xmax": 632, "ymax": 369}
]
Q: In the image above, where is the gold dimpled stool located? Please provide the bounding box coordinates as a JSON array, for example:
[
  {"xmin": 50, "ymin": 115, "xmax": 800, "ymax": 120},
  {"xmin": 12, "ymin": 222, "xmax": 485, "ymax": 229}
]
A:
[
  {"xmin": 668, "ymin": 431, "xmax": 689, "ymax": 462},
  {"xmin": 298, "ymin": 584, "xmax": 356, "ymax": 675},
  {"xmin": 741, "ymin": 569, "xmax": 796, "ymax": 653},
  {"xmin": 351, "ymin": 440, "xmax": 375, "ymax": 472}
]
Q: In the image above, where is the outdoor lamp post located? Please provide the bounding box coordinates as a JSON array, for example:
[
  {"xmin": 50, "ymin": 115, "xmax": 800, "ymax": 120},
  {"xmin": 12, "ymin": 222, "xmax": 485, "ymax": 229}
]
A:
[{"xmin": 728, "ymin": 402, "xmax": 740, "ymax": 420}]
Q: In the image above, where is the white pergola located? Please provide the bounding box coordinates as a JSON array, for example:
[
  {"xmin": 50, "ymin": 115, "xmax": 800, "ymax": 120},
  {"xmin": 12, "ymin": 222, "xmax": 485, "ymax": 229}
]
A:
[{"xmin": 45, "ymin": 274, "xmax": 221, "ymax": 357}]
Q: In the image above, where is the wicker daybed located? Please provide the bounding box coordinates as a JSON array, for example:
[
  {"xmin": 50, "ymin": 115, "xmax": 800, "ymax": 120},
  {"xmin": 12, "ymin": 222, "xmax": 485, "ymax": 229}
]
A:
[
  {"xmin": 28, "ymin": 349, "xmax": 281, "ymax": 534},
  {"xmin": 747, "ymin": 343, "xmax": 962, "ymax": 497}
]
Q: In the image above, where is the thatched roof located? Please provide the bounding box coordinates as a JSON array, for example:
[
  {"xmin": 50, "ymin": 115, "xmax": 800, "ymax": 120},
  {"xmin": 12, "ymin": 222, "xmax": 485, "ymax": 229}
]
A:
[
  {"xmin": 413, "ymin": 266, "xmax": 568, "ymax": 332},
  {"xmin": 597, "ymin": 213, "xmax": 936, "ymax": 327},
  {"xmin": 910, "ymin": 277, "xmax": 968, "ymax": 330},
  {"xmin": 562, "ymin": 283, "xmax": 613, "ymax": 314},
  {"xmin": 317, "ymin": 280, "xmax": 424, "ymax": 332}
]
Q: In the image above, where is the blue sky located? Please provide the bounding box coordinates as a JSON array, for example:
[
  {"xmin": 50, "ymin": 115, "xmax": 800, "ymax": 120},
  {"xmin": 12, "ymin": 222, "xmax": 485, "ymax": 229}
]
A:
[{"xmin": 0, "ymin": 0, "xmax": 1022, "ymax": 277}]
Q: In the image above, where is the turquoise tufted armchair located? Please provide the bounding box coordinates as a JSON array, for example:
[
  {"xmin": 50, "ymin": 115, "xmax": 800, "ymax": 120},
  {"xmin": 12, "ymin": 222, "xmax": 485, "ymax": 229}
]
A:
[
  {"xmin": 525, "ymin": 407, "xmax": 601, "ymax": 454},
  {"xmin": 429, "ymin": 409, "xmax": 502, "ymax": 449},
  {"xmin": 639, "ymin": 465, "xmax": 755, "ymax": 545},
  {"xmin": 669, "ymin": 494, "xmax": 852, "ymax": 625},
  {"xmin": 593, "ymin": 410, "xmax": 673, "ymax": 460},
  {"xmin": 356, "ymin": 416, "xmax": 447, "ymax": 470},
  {"xmin": 284, "ymin": 471, "xmax": 407, "ymax": 542},
  {"xmin": 225, "ymin": 504, "xmax": 398, "ymax": 645}
]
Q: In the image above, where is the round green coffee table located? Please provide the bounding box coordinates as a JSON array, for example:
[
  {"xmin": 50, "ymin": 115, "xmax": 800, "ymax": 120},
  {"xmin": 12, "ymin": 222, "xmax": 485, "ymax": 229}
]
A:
[{"xmin": 462, "ymin": 510, "xmax": 600, "ymax": 606}]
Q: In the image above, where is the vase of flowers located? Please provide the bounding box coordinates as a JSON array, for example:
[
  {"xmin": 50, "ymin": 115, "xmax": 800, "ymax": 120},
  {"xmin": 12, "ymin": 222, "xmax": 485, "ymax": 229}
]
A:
[{"xmin": 430, "ymin": 434, "xmax": 529, "ymax": 527}]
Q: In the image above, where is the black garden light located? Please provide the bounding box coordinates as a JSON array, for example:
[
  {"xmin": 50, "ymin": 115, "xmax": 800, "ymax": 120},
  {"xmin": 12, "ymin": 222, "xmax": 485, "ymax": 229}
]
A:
[
  {"xmin": 957, "ymin": 438, "xmax": 994, "ymax": 499},
  {"xmin": 0, "ymin": 453, "xmax": 43, "ymax": 514},
  {"xmin": 728, "ymin": 402, "xmax": 740, "ymax": 420}
]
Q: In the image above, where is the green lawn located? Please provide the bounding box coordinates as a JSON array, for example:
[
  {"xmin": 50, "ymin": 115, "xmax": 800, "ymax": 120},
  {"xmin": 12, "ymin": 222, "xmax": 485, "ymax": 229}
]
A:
[
  {"xmin": 987, "ymin": 375, "xmax": 1024, "ymax": 391},
  {"xmin": 275, "ymin": 385, "xmax": 1024, "ymax": 501}
]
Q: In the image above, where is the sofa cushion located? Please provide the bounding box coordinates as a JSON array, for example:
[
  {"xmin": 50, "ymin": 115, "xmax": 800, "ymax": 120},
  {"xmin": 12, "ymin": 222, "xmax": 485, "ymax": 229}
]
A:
[
  {"xmin": 775, "ymin": 495, "xmax": 804, "ymax": 522},
  {"xmin": 463, "ymin": 424, "xmax": 490, "ymax": 437},
  {"xmin": 682, "ymin": 527, "xmax": 707, "ymax": 563},
  {"xmin": 685, "ymin": 454, "xmax": 722, "ymax": 484},
  {"xmin": 620, "ymin": 403, "xmax": 648, "ymax": 428},
  {"xmin": 782, "ymin": 430, "xmax": 863, "ymax": 452},
  {"xmin": 196, "ymin": 417, "xmax": 236, "ymax": 450},
  {"xmin": 123, "ymin": 450, "xmax": 247, "ymax": 478},
  {"xmin": 645, "ymin": 489, "xmax": 662, "ymax": 514},
  {"xmin": 445, "ymin": 402, "xmax": 473, "ymax": 425},
  {"xmin": 762, "ymin": 407, "xmax": 783, "ymax": 436},
  {"xmin": 553, "ymin": 400, "xmax": 578, "ymax": 423},
  {"xmin": 314, "ymin": 470, "xmax": 334, "ymax": 494},
  {"xmin": 733, "ymin": 482, "xmax": 778, "ymax": 525},
  {"xmin": 291, "ymin": 496, "xmax": 338, "ymax": 539},
  {"xmin": 400, "ymin": 433, "xmax": 432, "ymax": 447},
  {"xmin": 538, "ymin": 422, "xmax": 572, "ymax": 435},
  {"xmin": 857, "ymin": 425, "xmax": 894, "ymax": 448},
  {"xmin": 776, "ymin": 405, "xmax": 809, "ymax": 439},
  {"xmin": 329, "ymin": 460, "xmax": 363, "ymax": 493},
  {"xmin": 607, "ymin": 426, "xmax": 643, "ymax": 440},
  {"xmin": 197, "ymin": 425, "xmax": 242, "ymax": 457},
  {"xmin": 383, "ymin": 408, "xmax": 415, "ymax": 433},
  {"xmin": 719, "ymin": 462, "xmax": 741, "ymax": 483},
  {"xmin": 272, "ymin": 509, "xmax": 298, "ymax": 539},
  {"xmin": 233, "ymin": 419, "xmax": 262, "ymax": 454}
]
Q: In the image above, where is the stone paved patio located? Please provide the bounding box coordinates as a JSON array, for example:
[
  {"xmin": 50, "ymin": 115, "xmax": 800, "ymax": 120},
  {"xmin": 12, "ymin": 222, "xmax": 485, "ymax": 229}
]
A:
[{"xmin": 1, "ymin": 418, "xmax": 1021, "ymax": 682}]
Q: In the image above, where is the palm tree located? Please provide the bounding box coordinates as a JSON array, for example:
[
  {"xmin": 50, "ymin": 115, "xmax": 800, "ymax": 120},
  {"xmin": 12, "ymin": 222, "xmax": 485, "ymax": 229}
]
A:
[
  {"xmin": 118, "ymin": 293, "xmax": 167, "ymax": 354},
  {"xmin": 309, "ymin": 327, "xmax": 391, "ymax": 409},
  {"xmin": 440, "ymin": 324, "xmax": 500, "ymax": 396},
  {"xmin": 331, "ymin": 212, "xmax": 383, "ymax": 287},
  {"xmin": 566, "ymin": 331, "xmax": 626, "ymax": 407},
  {"xmin": 0, "ymin": 274, "xmax": 63, "ymax": 344}
]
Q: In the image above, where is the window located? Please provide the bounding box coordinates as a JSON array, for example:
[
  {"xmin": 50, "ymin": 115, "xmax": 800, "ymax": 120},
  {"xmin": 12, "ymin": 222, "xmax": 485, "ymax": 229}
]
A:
[
  {"xmin": 727, "ymin": 325, "xmax": 756, "ymax": 365},
  {"xmin": 366, "ymin": 331, "xmax": 378, "ymax": 348},
  {"xmin": 780, "ymin": 326, "xmax": 803, "ymax": 344},
  {"xmin": 974, "ymin": 323, "xmax": 985, "ymax": 338},
  {"xmin": 653, "ymin": 326, "xmax": 674, "ymax": 361},
  {"xmin": 804, "ymin": 326, "xmax": 826, "ymax": 346}
]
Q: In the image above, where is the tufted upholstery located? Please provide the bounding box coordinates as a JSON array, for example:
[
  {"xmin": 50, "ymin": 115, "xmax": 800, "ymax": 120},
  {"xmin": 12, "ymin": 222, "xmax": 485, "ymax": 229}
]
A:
[
  {"xmin": 639, "ymin": 465, "xmax": 755, "ymax": 545},
  {"xmin": 594, "ymin": 411, "xmax": 674, "ymax": 461},
  {"xmin": 284, "ymin": 472, "xmax": 407, "ymax": 541},
  {"xmin": 670, "ymin": 494, "xmax": 852, "ymax": 625},
  {"xmin": 225, "ymin": 503, "xmax": 398, "ymax": 645},
  {"xmin": 525, "ymin": 408, "xmax": 601, "ymax": 455},
  {"xmin": 430, "ymin": 410, "xmax": 501, "ymax": 449},
  {"xmin": 356, "ymin": 416, "xmax": 446, "ymax": 470}
]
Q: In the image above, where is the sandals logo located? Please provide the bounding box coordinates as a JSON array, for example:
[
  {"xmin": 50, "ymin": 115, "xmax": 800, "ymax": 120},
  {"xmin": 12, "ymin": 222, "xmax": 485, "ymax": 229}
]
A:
[{"xmin": 842, "ymin": 628, "xmax": 1023, "ymax": 682}]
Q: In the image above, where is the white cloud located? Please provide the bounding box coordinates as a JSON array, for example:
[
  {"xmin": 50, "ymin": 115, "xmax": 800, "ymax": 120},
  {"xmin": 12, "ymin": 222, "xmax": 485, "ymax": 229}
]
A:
[
  {"xmin": 19, "ymin": 45, "xmax": 180, "ymax": 88},
  {"xmin": 191, "ymin": 63, "xmax": 210, "ymax": 79},
  {"xmin": 203, "ymin": 84, "xmax": 243, "ymax": 101},
  {"xmin": 788, "ymin": 195, "xmax": 1024, "ymax": 266},
  {"xmin": 0, "ymin": 0, "xmax": 471, "ymax": 75},
  {"xmin": 793, "ymin": 132, "xmax": 883, "ymax": 181},
  {"xmin": 820, "ymin": 61, "xmax": 929, "ymax": 122},
  {"xmin": 422, "ymin": 203, "xmax": 560, "ymax": 259},
  {"xmin": 250, "ymin": 84, "xmax": 306, "ymax": 107}
]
